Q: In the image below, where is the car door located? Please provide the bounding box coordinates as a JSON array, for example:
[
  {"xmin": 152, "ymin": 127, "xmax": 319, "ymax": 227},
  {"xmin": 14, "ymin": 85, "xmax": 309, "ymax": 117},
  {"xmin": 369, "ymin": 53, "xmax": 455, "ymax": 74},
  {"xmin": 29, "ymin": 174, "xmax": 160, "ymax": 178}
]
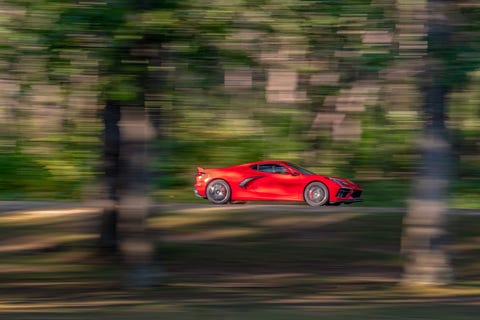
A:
[{"xmin": 246, "ymin": 164, "xmax": 301, "ymax": 201}]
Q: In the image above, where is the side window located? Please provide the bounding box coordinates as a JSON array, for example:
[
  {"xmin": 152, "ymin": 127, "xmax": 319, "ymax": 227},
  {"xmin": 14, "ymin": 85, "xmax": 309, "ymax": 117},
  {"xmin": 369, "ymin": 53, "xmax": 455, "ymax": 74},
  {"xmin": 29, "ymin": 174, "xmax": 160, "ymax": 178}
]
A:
[
  {"xmin": 258, "ymin": 164, "xmax": 275, "ymax": 173},
  {"xmin": 253, "ymin": 164, "xmax": 288, "ymax": 174},
  {"xmin": 273, "ymin": 164, "xmax": 287, "ymax": 174}
]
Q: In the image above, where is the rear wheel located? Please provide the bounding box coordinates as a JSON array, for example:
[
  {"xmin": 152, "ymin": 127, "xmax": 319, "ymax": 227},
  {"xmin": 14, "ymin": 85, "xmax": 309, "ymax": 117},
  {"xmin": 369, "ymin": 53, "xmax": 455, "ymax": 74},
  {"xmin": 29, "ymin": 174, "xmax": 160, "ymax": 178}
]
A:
[
  {"xmin": 206, "ymin": 179, "xmax": 231, "ymax": 204},
  {"xmin": 304, "ymin": 182, "xmax": 329, "ymax": 207}
]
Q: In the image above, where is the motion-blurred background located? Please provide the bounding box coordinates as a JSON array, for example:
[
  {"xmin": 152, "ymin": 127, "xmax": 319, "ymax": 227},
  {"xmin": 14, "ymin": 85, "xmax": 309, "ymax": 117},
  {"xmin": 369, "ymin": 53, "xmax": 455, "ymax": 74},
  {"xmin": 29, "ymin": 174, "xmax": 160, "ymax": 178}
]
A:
[
  {"xmin": 0, "ymin": 0, "xmax": 477, "ymax": 206},
  {"xmin": 1, "ymin": 0, "xmax": 480, "ymax": 318}
]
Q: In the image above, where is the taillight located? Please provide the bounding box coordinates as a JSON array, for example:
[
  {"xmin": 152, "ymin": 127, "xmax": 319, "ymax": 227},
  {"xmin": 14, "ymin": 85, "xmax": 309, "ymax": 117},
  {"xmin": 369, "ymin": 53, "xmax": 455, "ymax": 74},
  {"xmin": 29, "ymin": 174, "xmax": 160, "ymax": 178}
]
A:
[{"xmin": 196, "ymin": 166, "xmax": 206, "ymax": 179}]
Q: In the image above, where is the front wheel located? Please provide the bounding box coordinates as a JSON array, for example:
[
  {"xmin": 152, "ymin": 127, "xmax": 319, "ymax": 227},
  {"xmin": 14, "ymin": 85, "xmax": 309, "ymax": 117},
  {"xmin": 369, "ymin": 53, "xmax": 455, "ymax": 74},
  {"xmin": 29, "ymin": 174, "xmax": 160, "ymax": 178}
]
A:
[
  {"xmin": 206, "ymin": 179, "xmax": 231, "ymax": 204},
  {"xmin": 304, "ymin": 182, "xmax": 329, "ymax": 207}
]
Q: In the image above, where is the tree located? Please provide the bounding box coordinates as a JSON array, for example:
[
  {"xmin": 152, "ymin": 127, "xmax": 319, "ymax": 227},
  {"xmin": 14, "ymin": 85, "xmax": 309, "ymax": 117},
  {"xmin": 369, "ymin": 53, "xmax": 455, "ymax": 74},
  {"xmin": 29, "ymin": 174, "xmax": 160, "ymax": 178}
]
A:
[
  {"xmin": 30, "ymin": 0, "xmax": 176, "ymax": 285},
  {"xmin": 401, "ymin": 0, "xmax": 453, "ymax": 285},
  {"xmin": 97, "ymin": 1, "xmax": 179, "ymax": 286}
]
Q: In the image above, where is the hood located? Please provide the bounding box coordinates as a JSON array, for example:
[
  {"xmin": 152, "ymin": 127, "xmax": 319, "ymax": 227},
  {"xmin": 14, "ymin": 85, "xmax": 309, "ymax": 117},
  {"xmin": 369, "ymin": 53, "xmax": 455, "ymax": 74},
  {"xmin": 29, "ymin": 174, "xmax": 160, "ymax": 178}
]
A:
[{"xmin": 329, "ymin": 177, "xmax": 360, "ymax": 189}]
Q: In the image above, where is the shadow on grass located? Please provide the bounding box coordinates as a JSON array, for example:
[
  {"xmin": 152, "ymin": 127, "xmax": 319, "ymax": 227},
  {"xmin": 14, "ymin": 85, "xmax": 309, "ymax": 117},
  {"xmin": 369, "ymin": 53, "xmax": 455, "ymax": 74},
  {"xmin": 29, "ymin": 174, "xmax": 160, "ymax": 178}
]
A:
[{"xmin": 0, "ymin": 204, "xmax": 479, "ymax": 319}]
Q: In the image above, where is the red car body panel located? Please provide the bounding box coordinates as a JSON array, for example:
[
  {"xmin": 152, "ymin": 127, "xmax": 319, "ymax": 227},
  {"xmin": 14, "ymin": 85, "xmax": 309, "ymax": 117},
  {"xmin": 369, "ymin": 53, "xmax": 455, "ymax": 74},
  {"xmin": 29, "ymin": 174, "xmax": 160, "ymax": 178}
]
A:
[{"xmin": 194, "ymin": 160, "xmax": 363, "ymax": 205}]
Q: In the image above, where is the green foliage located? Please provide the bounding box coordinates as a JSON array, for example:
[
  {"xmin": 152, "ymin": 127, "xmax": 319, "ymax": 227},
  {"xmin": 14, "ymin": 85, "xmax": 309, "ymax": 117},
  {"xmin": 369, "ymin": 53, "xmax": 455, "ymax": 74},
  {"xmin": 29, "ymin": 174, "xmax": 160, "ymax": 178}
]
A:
[
  {"xmin": 0, "ymin": 0, "xmax": 479, "ymax": 206},
  {"xmin": 0, "ymin": 148, "xmax": 50, "ymax": 194},
  {"xmin": 0, "ymin": 143, "xmax": 95, "ymax": 199}
]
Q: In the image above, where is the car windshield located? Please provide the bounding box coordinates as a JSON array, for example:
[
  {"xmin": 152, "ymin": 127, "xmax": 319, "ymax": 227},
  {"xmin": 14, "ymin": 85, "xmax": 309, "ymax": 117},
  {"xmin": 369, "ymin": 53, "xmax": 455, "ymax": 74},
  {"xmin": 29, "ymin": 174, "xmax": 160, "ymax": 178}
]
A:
[{"xmin": 286, "ymin": 162, "xmax": 315, "ymax": 175}]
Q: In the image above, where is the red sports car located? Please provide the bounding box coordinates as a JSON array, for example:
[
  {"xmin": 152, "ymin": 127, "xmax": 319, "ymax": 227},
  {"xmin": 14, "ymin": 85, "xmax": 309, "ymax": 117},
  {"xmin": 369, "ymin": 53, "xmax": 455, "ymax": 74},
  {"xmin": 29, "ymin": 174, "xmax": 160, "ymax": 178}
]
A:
[{"xmin": 194, "ymin": 160, "xmax": 362, "ymax": 206}]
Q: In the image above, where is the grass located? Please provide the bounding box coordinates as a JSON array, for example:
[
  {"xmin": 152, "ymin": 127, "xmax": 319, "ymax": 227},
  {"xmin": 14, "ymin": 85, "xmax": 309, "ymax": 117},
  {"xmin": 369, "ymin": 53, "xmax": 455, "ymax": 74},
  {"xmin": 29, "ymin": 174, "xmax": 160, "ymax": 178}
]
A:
[{"xmin": 0, "ymin": 204, "xmax": 480, "ymax": 319}]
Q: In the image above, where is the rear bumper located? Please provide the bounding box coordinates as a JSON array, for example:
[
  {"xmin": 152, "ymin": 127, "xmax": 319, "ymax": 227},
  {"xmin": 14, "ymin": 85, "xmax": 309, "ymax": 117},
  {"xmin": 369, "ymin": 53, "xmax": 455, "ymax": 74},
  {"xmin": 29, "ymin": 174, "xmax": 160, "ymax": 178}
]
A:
[{"xmin": 194, "ymin": 188, "xmax": 206, "ymax": 198}]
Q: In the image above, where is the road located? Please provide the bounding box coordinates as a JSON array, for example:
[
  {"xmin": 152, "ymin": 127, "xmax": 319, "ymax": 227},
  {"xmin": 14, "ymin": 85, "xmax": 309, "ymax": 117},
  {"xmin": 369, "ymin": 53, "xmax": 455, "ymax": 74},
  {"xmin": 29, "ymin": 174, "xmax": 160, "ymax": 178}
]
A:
[{"xmin": 0, "ymin": 201, "xmax": 478, "ymax": 215}]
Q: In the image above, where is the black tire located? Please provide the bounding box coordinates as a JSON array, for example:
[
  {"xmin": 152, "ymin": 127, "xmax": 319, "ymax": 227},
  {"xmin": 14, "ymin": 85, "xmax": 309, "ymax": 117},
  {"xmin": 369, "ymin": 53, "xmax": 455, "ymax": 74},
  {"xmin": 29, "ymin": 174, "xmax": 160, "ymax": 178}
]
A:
[
  {"xmin": 206, "ymin": 179, "xmax": 231, "ymax": 204},
  {"xmin": 304, "ymin": 182, "xmax": 329, "ymax": 207}
]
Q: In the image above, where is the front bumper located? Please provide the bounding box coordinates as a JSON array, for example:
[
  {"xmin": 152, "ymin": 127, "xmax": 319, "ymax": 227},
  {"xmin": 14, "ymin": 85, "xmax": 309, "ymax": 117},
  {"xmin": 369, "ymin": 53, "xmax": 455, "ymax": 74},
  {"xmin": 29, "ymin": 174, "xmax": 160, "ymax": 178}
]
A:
[
  {"xmin": 341, "ymin": 198, "xmax": 363, "ymax": 204},
  {"xmin": 333, "ymin": 188, "xmax": 363, "ymax": 204}
]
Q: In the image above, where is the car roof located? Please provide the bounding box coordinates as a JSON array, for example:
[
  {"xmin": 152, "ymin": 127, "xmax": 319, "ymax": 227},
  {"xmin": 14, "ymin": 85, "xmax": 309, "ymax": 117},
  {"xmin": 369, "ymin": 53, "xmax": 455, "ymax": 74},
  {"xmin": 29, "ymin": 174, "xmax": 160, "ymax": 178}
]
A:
[{"xmin": 247, "ymin": 160, "xmax": 289, "ymax": 166}]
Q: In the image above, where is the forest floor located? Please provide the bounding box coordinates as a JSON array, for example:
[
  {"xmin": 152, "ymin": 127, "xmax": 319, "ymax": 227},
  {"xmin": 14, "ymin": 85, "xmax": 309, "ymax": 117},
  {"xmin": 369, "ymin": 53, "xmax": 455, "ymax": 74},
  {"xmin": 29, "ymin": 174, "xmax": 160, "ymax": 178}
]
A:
[{"xmin": 0, "ymin": 202, "xmax": 480, "ymax": 319}]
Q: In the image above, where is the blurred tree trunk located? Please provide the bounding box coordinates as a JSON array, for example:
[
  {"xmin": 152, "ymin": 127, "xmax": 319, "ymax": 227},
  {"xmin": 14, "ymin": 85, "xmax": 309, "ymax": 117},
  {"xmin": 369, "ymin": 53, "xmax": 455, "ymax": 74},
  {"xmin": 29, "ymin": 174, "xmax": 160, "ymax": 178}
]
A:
[
  {"xmin": 100, "ymin": 100, "xmax": 158, "ymax": 286},
  {"xmin": 96, "ymin": 0, "xmax": 174, "ymax": 286},
  {"xmin": 117, "ymin": 106, "xmax": 157, "ymax": 286},
  {"xmin": 401, "ymin": 0, "xmax": 453, "ymax": 285},
  {"xmin": 100, "ymin": 100, "xmax": 121, "ymax": 250}
]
